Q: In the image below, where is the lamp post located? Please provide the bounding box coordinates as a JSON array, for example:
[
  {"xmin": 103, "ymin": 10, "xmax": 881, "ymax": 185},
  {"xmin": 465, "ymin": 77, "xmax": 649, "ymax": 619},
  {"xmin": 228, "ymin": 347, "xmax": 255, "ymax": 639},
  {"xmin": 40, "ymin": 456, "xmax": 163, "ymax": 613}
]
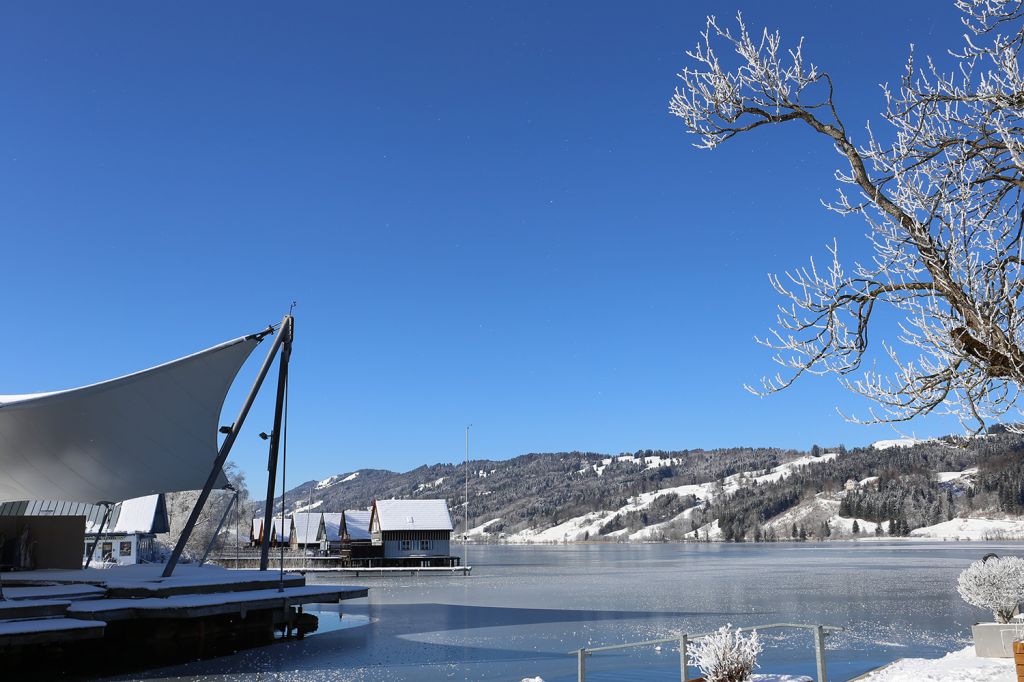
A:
[{"xmin": 464, "ymin": 424, "xmax": 470, "ymax": 572}]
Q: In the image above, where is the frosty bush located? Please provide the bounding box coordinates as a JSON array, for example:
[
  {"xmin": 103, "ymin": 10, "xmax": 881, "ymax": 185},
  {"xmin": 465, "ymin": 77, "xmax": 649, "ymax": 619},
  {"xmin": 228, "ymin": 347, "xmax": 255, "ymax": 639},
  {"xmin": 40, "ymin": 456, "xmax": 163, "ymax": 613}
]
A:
[
  {"xmin": 691, "ymin": 625, "xmax": 762, "ymax": 682},
  {"xmin": 957, "ymin": 556, "xmax": 1024, "ymax": 624}
]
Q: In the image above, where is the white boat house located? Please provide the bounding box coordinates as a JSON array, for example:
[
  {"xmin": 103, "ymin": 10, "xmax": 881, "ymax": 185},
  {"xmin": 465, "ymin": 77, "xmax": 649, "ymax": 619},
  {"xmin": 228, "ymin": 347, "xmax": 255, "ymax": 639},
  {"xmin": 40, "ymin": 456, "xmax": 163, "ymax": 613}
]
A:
[{"xmin": 369, "ymin": 499, "xmax": 459, "ymax": 567}]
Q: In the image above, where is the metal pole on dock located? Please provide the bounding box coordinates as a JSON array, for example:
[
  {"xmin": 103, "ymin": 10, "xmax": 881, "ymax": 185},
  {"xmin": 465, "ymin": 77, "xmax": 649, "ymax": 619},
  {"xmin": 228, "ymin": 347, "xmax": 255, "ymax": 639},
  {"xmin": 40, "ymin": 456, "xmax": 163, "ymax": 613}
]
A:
[
  {"xmin": 163, "ymin": 318, "xmax": 289, "ymax": 578},
  {"xmin": 679, "ymin": 635, "xmax": 689, "ymax": 682},
  {"xmin": 464, "ymin": 424, "xmax": 470, "ymax": 572},
  {"xmin": 814, "ymin": 625, "xmax": 828, "ymax": 682},
  {"xmin": 577, "ymin": 648, "xmax": 586, "ymax": 682}
]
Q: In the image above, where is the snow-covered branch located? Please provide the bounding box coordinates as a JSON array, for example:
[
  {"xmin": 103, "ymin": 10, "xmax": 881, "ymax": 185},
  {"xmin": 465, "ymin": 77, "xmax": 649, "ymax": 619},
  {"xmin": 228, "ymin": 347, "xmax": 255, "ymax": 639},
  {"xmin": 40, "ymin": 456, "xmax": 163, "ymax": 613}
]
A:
[{"xmin": 671, "ymin": 1, "xmax": 1024, "ymax": 433}]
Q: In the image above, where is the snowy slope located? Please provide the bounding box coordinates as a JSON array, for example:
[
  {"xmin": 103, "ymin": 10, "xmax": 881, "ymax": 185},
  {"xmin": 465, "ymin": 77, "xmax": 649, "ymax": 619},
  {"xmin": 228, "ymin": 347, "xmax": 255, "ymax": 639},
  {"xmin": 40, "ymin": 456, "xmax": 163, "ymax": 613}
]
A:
[{"xmin": 503, "ymin": 453, "xmax": 841, "ymax": 543}]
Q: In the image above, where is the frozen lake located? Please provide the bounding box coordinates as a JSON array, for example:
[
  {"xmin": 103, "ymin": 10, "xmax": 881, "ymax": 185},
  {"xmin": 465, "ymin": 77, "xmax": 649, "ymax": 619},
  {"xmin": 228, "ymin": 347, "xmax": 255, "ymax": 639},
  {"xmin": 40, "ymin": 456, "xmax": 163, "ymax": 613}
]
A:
[{"xmin": 111, "ymin": 542, "xmax": 1022, "ymax": 681}]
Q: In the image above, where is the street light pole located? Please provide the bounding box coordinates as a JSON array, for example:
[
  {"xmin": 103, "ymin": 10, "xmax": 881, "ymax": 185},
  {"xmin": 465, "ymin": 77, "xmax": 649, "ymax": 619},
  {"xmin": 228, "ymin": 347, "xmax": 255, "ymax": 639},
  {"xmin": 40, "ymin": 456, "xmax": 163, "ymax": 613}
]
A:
[{"xmin": 464, "ymin": 424, "xmax": 470, "ymax": 572}]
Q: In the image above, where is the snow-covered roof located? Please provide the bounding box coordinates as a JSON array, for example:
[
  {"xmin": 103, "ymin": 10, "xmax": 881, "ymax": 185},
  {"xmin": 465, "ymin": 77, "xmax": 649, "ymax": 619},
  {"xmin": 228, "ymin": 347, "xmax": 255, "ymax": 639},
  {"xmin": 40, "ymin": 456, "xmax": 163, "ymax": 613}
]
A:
[
  {"xmin": 373, "ymin": 499, "xmax": 453, "ymax": 532},
  {"xmin": 321, "ymin": 512, "xmax": 342, "ymax": 541},
  {"xmin": 291, "ymin": 512, "xmax": 321, "ymax": 544},
  {"xmin": 270, "ymin": 518, "xmax": 290, "ymax": 542},
  {"xmin": 344, "ymin": 510, "xmax": 372, "ymax": 541},
  {"xmin": 251, "ymin": 518, "xmax": 264, "ymax": 541},
  {"xmin": 0, "ymin": 334, "xmax": 258, "ymax": 504},
  {"xmin": 110, "ymin": 495, "xmax": 167, "ymax": 533},
  {"xmin": 0, "ymin": 494, "xmax": 168, "ymax": 534}
]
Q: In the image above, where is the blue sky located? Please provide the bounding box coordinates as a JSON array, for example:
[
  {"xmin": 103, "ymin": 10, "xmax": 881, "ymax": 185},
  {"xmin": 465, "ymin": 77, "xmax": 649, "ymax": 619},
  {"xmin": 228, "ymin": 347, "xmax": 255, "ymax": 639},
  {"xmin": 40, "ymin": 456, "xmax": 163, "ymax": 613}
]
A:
[{"xmin": 0, "ymin": 1, "xmax": 964, "ymax": 489}]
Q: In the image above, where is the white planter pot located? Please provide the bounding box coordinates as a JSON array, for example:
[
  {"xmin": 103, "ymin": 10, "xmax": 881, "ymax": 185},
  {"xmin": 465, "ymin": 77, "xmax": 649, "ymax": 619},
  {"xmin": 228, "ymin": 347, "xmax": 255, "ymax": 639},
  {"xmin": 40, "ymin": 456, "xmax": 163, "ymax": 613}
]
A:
[{"xmin": 971, "ymin": 622, "xmax": 1018, "ymax": 658}]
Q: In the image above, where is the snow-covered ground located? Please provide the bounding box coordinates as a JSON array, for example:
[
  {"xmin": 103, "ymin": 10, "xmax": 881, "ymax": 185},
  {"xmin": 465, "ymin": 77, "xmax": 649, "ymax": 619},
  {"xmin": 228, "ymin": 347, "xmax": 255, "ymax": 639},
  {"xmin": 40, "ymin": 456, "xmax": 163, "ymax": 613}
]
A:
[
  {"xmin": 871, "ymin": 438, "xmax": 927, "ymax": 450},
  {"xmin": 910, "ymin": 517, "xmax": 1024, "ymax": 541},
  {"xmin": 316, "ymin": 471, "xmax": 358, "ymax": 490},
  {"xmin": 292, "ymin": 499, "xmax": 324, "ymax": 513},
  {"xmin": 935, "ymin": 467, "xmax": 978, "ymax": 483},
  {"xmin": 857, "ymin": 646, "xmax": 1013, "ymax": 681}
]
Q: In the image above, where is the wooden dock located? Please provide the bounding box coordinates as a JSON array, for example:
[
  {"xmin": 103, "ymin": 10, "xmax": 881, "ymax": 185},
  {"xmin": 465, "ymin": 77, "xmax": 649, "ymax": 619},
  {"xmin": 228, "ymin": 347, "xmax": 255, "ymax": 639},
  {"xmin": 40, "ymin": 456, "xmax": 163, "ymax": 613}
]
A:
[
  {"xmin": 293, "ymin": 565, "xmax": 471, "ymax": 577},
  {"xmin": 0, "ymin": 563, "xmax": 367, "ymax": 676}
]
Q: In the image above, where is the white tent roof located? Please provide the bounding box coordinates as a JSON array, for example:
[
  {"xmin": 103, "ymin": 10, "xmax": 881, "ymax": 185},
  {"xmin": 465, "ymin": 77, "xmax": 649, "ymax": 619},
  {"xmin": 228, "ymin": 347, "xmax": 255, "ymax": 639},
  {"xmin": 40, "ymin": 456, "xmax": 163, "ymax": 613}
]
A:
[
  {"xmin": 0, "ymin": 335, "xmax": 259, "ymax": 504},
  {"xmin": 372, "ymin": 499, "xmax": 453, "ymax": 532}
]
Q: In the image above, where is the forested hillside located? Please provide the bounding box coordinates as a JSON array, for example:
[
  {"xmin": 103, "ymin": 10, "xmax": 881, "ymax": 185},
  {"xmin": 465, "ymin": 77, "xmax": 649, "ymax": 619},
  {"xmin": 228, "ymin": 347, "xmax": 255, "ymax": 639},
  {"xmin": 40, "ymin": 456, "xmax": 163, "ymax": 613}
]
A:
[{"xmin": 260, "ymin": 432, "xmax": 1024, "ymax": 543}]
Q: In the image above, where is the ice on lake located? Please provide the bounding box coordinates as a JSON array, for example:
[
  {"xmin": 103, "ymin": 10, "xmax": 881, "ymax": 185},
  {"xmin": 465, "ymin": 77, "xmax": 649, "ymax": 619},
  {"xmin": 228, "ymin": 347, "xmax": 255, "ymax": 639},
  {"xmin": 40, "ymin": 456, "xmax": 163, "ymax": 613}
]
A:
[{"xmin": 103, "ymin": 541, "xmax": 1017, "ymax": 681}]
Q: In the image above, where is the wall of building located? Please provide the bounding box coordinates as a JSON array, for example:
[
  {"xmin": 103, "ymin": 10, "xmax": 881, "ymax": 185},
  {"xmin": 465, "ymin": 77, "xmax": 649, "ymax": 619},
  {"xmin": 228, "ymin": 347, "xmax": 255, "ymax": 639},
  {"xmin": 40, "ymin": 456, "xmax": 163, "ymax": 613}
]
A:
[
  {"xmin": 0, "ymin": 516, "xmax": 84, "ymax": 569},
  {"xmin": 381, "ymin": 531, "xmax": 450, "ymax": 558},
  {"xmin": 83, "ymin": 533, "xmax": 157, "ymax": 565}
]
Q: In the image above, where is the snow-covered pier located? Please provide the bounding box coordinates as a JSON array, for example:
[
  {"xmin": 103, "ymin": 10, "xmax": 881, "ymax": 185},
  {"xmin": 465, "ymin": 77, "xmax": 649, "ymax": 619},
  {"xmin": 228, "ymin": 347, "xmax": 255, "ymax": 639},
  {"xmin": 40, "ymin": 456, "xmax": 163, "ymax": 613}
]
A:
[{"xmin": 0, "ymin": 563, "xmax": 366, "ymax": 676}]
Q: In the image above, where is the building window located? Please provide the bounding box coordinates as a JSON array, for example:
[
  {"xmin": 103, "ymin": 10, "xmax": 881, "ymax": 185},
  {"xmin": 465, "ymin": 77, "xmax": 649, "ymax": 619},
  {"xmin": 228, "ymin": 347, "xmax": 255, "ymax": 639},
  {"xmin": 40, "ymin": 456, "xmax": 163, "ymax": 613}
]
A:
[
  {"xmin": 120, "ymin": 541, "xmax": 132, "ymax": 557},
  {"xmin": 419, "ymin": 539, "xmax": 431, "ymax": 551},
  {"xmin": 400, "ymin": 540, "xmax": 411, "ymax": 551},
  {"xmin": 101, "ymin": 542, "xmax": 113, "ymax": 561}
]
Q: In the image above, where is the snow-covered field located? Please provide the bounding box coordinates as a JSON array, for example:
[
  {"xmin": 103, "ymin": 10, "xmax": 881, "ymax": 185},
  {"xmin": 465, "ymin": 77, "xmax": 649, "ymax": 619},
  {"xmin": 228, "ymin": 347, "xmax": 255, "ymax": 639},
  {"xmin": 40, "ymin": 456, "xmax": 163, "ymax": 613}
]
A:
[
  {"xmin": 857, "ymin": 646, "xmax": 1013, "ymax": 681},
  {"xmin": 910, "ymin": 517, "xmax": 1024, "ymax": 541}
]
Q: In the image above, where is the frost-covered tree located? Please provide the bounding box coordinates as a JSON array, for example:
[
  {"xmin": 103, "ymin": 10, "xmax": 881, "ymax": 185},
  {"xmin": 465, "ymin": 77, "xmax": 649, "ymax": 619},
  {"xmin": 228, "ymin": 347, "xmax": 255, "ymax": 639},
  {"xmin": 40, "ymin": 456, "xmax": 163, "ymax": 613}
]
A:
[
  {"xmin": 670, "ymin": 1, "xmax": 1024, "ymax": 434},
  {"xmin": 690, "ymin": 625, "xmax": 762, "ymax": 682},
  {"xmin": 957, "ymin": 555, "xmax": 1024, "ymax": 622}
]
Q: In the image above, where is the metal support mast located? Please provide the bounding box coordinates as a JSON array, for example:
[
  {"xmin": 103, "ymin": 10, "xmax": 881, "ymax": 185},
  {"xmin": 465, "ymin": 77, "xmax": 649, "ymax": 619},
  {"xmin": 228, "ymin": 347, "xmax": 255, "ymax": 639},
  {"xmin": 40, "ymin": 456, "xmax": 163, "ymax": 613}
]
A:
[
  {"xmin": 162, "ymin": 315, "xmax": 292, "ymax": 578},
  {"xmin": 259, "ymin": 317, "xmax": 293, "ymax": 570}
]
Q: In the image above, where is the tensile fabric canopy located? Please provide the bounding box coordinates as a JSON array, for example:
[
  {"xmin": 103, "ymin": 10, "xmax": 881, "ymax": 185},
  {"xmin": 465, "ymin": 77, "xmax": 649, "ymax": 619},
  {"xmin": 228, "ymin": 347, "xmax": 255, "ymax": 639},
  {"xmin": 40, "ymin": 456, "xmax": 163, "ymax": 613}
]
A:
[{"xmin": 0, "ymin": 335, "xmax": 259, "ymax": 504}]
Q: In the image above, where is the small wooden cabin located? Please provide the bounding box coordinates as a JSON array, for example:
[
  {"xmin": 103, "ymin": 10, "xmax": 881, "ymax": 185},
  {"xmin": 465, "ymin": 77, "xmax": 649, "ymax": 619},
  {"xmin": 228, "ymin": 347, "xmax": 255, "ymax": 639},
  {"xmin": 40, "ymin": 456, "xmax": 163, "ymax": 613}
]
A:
[{"xmin": 369, "ymin": 499, "xmax": 458, "ymax": 566}]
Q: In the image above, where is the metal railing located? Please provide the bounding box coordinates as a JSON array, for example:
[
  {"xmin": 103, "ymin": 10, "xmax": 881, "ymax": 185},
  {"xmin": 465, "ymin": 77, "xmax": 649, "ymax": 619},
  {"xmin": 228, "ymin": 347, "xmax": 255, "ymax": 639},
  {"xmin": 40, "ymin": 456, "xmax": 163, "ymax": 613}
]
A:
[{"xmin": 569, "ymin": 622, "xmax": 844, "ymax": 682}]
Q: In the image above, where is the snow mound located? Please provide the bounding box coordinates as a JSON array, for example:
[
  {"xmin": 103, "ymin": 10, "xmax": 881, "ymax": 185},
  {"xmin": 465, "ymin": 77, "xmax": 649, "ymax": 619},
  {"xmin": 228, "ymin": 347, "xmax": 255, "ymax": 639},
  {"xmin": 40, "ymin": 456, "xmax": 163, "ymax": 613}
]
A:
[{"xmin": 857, "ymin": 645, "xmax": 1012, "ymax": 681}]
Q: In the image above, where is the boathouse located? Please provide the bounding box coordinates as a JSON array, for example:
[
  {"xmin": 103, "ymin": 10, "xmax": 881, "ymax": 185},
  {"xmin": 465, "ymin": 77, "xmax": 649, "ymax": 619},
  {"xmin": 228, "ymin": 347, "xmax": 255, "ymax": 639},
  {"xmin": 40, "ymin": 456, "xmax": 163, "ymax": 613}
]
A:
[
  {"xmin": 369, "ymin": 499, "xmax": 458, "ymax": 566},
  {"xmin": 290, "ymin": 512, "xmax": 324, "ymax": 551},
  {"xmin": 342, "ymin": 509, "xmax": 376, "ymax": 561},
  {"xmin": 321, "ymin": 512, "xmax": 343, "ymax": 553}
]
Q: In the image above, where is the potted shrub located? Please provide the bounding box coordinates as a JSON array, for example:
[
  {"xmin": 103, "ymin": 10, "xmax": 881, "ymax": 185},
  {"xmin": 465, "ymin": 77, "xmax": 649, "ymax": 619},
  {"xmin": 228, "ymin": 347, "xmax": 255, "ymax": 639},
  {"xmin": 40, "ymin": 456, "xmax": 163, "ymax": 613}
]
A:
[
  {"xmin": 690, "ymin": 625, "xmax": 763, "ymax": 682},
  {"xmin": 957, "ymin": 555, "xmax": 1024, "ymax": 657}
]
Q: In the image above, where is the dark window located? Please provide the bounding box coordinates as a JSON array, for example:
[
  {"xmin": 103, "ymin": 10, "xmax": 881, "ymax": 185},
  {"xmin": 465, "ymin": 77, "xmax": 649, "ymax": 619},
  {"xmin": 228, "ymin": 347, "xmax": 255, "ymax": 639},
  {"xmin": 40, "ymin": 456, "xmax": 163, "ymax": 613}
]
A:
[
  {"xmin": 419, "ymin": 539, "xmax": 431, "ymax": 551},
  {"xmin": 101, "ymin": 542, "xmax": 113, "ymax": 561},
  {"xmin": 120, "ymin": 541, "xmax": 132, "ymax": 556},
  {"xmin": 400, "ymin": 540, "xmax": 411, "ymax": 551}
]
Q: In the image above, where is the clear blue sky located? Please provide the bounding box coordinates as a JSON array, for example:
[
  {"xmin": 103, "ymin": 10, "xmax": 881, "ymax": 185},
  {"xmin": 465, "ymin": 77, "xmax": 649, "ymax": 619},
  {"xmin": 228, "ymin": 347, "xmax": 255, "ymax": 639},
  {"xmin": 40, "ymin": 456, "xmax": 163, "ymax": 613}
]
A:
[{"xmin": 0, "ymin": 1, "xmax": 962, "ymax": 489}]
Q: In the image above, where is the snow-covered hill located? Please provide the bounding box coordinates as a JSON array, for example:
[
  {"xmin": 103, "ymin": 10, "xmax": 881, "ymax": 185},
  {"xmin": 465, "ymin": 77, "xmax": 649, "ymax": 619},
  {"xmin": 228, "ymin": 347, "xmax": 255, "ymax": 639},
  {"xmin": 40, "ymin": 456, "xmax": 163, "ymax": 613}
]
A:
[{"xmin": 265, "ymin": 431, "xmax": 1024, "ymax": 544}]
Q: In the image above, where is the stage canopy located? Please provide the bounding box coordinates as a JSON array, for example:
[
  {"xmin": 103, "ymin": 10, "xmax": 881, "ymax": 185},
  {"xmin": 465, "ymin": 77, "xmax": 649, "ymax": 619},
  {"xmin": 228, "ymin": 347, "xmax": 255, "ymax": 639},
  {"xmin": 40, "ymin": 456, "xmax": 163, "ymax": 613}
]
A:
[{"xmin": 0, "ymin": 335, "xmax": 260, "ymax": 504}]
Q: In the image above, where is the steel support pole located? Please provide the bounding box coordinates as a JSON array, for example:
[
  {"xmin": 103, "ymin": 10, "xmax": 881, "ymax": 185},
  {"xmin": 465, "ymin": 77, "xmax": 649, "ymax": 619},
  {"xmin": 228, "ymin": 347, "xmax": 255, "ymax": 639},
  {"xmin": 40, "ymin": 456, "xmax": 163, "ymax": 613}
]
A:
[
  {"xmin": 680, "ymin": 635, "xmax": 689, "ymax": 682},
  {"xmin": 162, "ymin": 316, "xmax": 291, "ymax": 578},
  {"xmin": 577, "ymin": 648, "xmax": 586, "ymax": 682},
  {"xmin": 199, "ymin": 488, "xmax": 237, "ymax": 566},
  {"xmin": 260, "ymin": 318, "xmax": 293, "ymax": 570},
  {"xmin": 814, "ymin": 625, "xmax": 828, "ymax": 682},
  {"xmin": 84, "ymin": 503, "xmax": 113, "ymax": 569}
]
